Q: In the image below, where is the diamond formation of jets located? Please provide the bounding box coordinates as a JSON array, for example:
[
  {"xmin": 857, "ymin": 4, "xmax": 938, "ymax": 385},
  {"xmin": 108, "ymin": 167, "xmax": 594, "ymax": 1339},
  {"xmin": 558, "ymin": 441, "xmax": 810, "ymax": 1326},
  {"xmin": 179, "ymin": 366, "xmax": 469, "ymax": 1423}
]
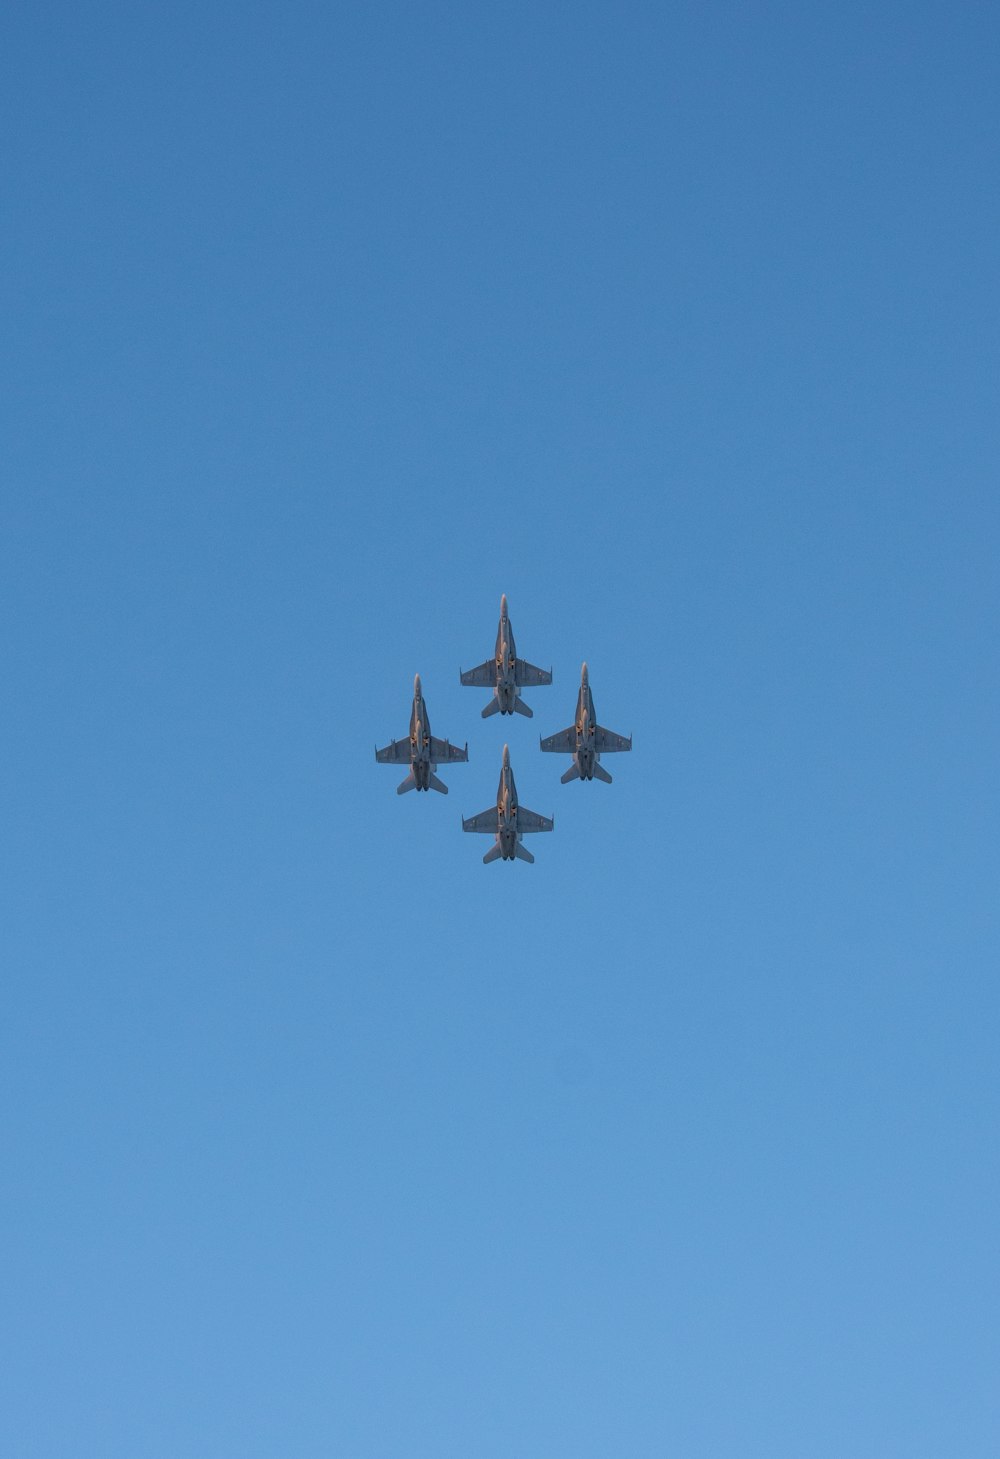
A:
[
  {"xmin": 375, "ymin": 674, "xmax": 468, "ymax": 794},
  {"xmin": 375, "ymin": 595, "xmax": 632, "ymax": 864},
  {"xmin": 540, "ymin": 662, "xmax": 632, "ymax": 783},
  {"xmin": 460, "ymin": 593, "xmax": 552, "ymax": 718},
  {"xmin": 462, "ymin": 744, "xmax": 554, "ymax": 863}
]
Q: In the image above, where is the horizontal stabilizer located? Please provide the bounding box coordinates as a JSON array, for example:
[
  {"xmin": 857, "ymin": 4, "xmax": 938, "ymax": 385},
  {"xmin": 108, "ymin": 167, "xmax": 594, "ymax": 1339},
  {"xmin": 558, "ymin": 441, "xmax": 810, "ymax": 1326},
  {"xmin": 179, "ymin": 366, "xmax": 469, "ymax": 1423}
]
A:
[
  {"xmin": 512, "ymin": 697, "xmax": 533, "ymax": 718},
  {"xmin": 481, "ymin": 697, "xmax": 501, "ymax": 719},
  {"xmin": 561, "ymin": 763, "xmax": 581, "ymax": 784},
  {"xmin": 396, "ymin": 773, "xmax": 416, "ymax": 795},
  {"xmin": 428, "ymin": 774, "xmax": 448, "ymax": 794},
  {"xmin": 483, "ymin": 843, "xmax": 502, "ymax": 864},
  {"xmin": 592, "ymin": 761, "xmax": 613, "ymax": 783},
  {"xmin": 514, "ymin": 842, "xmax": 535, "ymax": 863}
]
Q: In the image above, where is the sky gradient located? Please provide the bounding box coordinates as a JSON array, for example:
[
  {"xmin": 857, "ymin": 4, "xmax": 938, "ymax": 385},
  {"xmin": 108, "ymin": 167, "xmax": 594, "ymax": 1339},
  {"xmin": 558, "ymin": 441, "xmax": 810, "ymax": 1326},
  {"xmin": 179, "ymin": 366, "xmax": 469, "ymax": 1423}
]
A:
[{"xmin": 2, "ymin": 3, "xmax": 999, "ymax": 1455}]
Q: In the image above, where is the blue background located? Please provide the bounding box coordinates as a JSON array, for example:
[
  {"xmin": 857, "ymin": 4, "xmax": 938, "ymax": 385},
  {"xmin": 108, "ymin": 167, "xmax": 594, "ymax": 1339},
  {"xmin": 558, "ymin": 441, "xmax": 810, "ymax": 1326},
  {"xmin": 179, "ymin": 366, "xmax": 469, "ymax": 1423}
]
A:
[{"xmin": 2, "ymin": 3, "xmax": 998, "ymax": 1454}]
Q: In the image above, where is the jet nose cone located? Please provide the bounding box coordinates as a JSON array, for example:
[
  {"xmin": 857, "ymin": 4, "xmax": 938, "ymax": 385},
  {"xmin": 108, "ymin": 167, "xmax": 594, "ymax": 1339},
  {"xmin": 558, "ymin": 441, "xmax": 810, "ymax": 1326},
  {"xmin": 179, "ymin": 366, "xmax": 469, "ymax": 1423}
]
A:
[
  {"xmin": 581, "ymin": 661, "xmax": 589, "ymax": 685},
  {"xmin": 414, "ymin": 673, "xmax": 422, "ymax": 696},
  {"xmin": 500, "ymin": 593, "xmax": 508, "ymax": 617},
  {"xmin": 502, "ymin": 743, "xmax": 510, "ymax": 767}
]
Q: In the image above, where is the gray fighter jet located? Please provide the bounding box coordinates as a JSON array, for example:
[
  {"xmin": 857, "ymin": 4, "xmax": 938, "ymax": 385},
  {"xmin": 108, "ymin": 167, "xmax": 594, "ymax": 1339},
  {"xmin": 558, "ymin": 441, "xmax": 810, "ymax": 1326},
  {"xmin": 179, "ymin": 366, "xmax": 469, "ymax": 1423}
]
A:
[
  {"xmin": 462, "ymin": 744, "xmax": 554, "ymax": 863},
  {"xmin": 375, "ymin": 674, "xmax": 468, "ymax": 794},
  {"xmin": 460, "ymin": 594, "xmax": 552, "ymax": 717},
  {"xmin": 540, "ymin": 662, "xmax": 632, "ymax": 783}
]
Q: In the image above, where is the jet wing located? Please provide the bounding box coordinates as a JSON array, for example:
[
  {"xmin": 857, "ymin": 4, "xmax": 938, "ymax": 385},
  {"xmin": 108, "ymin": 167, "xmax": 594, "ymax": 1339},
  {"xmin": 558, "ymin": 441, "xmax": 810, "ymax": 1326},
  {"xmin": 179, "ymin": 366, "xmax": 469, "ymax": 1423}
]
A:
[
  {"xmin": 595, "ymin": 725, "xmax": 632, "ymax": 753},
  {"xmin": 460, "ymin": 660, "xmax": 497, "ymax": 688},
  {"xmin": 375, "ymin": 737, "xmax": 411, "ymax": 764},
  {"xmin": 515, "ymin": 660, "xmax": 552, "ymax": 687},
  {"xmin": 539, "ymin": 726, "xmax": 576, "ymax": 754},
  {"xmin": 517, "ymin": 806, "xmax": 554, "ymax": 834},
  {"xmin": 429, "ymin": 736, "xmax": 468, "ymax": 763},
  {"xmin": 462, "ymin": 808, "xmax": 499, "ymax": 833}
]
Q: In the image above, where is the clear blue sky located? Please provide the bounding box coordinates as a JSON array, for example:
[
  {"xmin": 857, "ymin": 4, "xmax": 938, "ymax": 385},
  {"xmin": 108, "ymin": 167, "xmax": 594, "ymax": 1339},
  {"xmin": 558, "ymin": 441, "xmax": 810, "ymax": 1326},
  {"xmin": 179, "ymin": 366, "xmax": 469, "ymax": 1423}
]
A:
[{"xmin": 2, "ymin": 3, "xmax": 998, "ymax": 1455}]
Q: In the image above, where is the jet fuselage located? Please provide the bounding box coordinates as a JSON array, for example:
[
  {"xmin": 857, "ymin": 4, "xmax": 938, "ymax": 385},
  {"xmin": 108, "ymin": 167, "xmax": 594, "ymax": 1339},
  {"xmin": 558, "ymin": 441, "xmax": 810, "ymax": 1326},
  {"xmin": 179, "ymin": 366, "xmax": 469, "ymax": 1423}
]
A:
[
  {"xmin": 572, "ymin": 669, "xmax": 600, "ymax": 779},
  {"xmin": 496, "ymin": 754, "xmax": 520, "ymax": 858},
  {"xmin": 408, "ymin": 678, "xmax": 434, "ymax": 789},
  {"xmin": 492, "ymin": 600, "xmax": 520, "ymax": 713}
]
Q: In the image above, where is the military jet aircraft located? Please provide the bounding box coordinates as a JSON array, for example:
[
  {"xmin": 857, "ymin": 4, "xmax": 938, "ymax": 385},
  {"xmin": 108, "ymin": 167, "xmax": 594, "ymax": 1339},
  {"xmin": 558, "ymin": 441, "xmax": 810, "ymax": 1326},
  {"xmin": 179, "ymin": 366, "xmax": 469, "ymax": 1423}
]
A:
[
  {"xmin": 375, "ymin": 674, "xmax": 468, "ymax": 794},
  {"xmin": 462, "ymin": 744, "xmax": 553, "ymax": 863},
  {"xmin": 540, "ymin": 662, "xmax": 632, "ymax": 783},
  {"xmin": 460, "ymin": 594, "xmax": 552, "ymax": 717}
]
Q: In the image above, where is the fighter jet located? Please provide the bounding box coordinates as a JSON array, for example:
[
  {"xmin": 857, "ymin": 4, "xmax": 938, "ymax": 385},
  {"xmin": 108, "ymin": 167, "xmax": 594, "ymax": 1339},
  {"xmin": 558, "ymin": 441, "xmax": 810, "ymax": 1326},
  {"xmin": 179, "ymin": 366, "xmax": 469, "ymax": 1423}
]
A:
[
  {"xmin": 460, "ymin": 594, "xmax": 552, "ymax": 717},
  {"xmin": 462, "ymin": 744, "xmax": 554, "ymax": 863},
  {"xmin": 540, "ymin": 662, "xmax": 632, "ymax": 783},
  {"xmin": 375, "ymin": 674, "xmax": 468, "ymax": 794}
]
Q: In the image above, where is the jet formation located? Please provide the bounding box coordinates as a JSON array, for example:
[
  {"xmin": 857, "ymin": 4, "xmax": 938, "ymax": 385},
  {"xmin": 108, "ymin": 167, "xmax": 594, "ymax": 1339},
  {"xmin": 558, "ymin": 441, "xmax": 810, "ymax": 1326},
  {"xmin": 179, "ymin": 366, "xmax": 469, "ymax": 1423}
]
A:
[{"xmin": 376, "ymin": 594, "xmax": 631, "ymax": 864}]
